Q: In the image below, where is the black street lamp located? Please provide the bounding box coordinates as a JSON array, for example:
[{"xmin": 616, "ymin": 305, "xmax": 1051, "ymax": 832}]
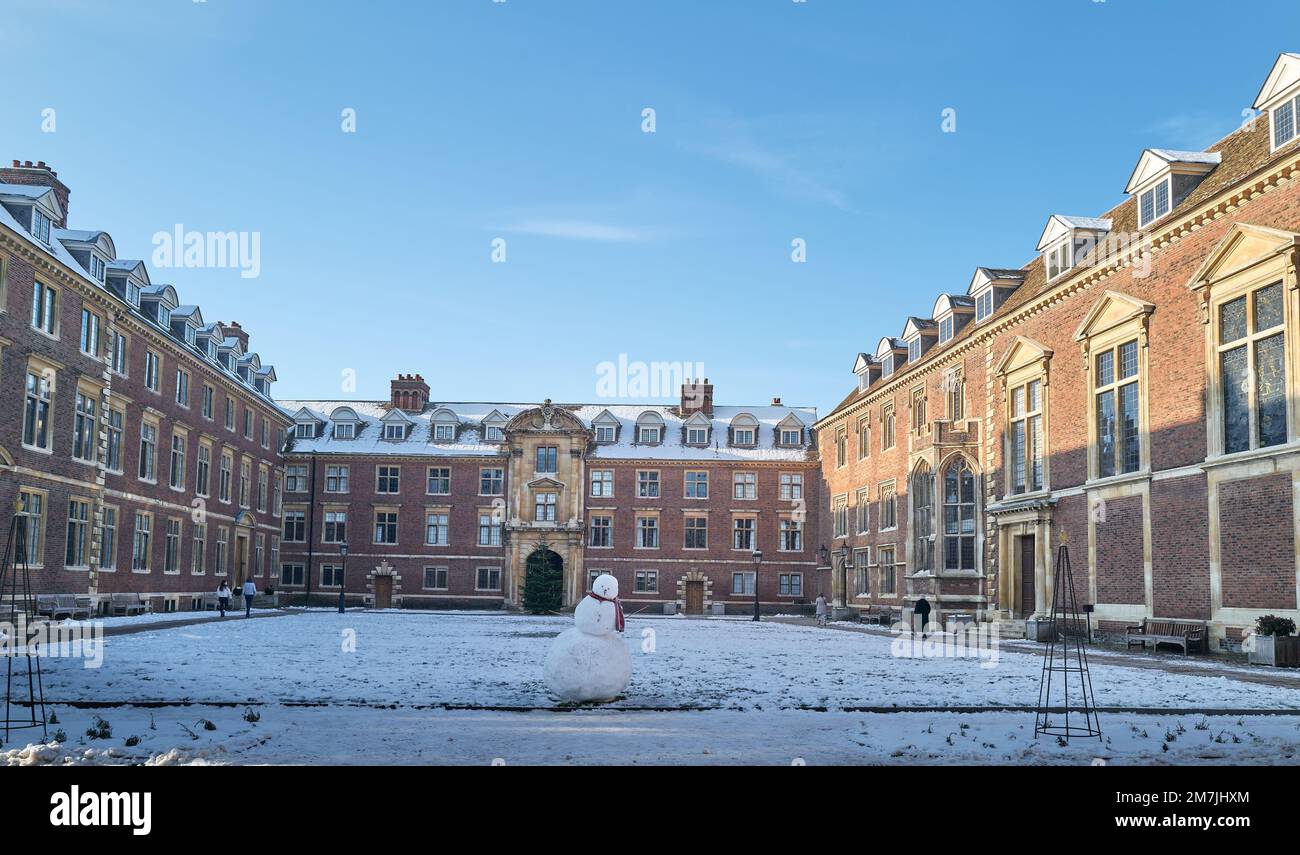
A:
[
  {"xmin": 337, "ymin": 541, "xmax": 349, "ymax": 614},
  {"xmin": 817, "ymin": 543, "xmax": 829, "ymax": 566},
  {"xmin": 751, "ymin": 549, "xmax": 763, "ymax": 622}
]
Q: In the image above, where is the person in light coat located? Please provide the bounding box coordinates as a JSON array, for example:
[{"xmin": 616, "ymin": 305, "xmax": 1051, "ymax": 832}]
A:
[
  {"xmin": 814, "ymin": 593, "xmax": 829, "ymax": 627},
  {"xmin": 242, "ymin": 579, "xmax": 257, "ymax": 617},
  {"xmin": 217, "ymin": 581, "xmax": 232, "ymax": 617}
]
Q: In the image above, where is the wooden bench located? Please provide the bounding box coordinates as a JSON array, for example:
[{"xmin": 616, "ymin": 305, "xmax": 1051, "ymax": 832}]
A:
[
  {"xmin": 109, "ymin": 592, "xmax": 148, "ymax": 617},
  {"xmin": 864, "ymin": 606, "xmax": 901, "ymax": 626},
  {"xmin": 35, "ymin": 594, "xmax": 92, "ymax": 621},
  {"xmin": 197, "ymin": 593, "xmax": 221, "ymax": 611},
  {"xmin": 1126, "ymin": 618, "xmax": 1206, "ymax": 655}
]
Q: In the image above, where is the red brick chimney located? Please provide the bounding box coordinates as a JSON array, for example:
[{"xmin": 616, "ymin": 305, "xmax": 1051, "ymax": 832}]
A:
[
  {"xmin": 681, "ymin": 378, "xmax": 713, "ymax": 417},
  {"xmin": 224, "ymin": 321, "xmax": 250, "ymax": 351},
  {"xmin": 0, "ymin": 160, "xmax": 71, "ymax": 227},
  {"xmin": 391, "ymin": 373, "xmax": 430, "ymax": 412}
]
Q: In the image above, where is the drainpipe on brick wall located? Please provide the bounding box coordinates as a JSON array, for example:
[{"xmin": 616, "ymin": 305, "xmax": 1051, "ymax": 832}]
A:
[{"xmin": 303, "ymin": 451, "xmax": 317, "ymax": 608}]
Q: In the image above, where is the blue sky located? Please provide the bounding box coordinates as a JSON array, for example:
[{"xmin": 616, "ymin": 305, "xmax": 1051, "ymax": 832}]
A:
[{"xmin": 3, "ymin": 0, "xmax": 1298, "ymax": 415}]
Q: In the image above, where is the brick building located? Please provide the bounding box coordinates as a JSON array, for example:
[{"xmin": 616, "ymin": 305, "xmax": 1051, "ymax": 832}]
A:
[
  {"xmin": 279, "ymin": 378, "xmax": 821, "ymax": 613},
  {"xmin": 0, "ymin": 160, "xmax": 290, "ymax": 613},
  {"xmin": 815, "ymin": 53, "xmax": 1300, "ymax": 647}
]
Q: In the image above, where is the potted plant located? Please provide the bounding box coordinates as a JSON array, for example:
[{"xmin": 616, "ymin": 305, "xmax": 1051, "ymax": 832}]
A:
[{"xmin": 1247, "ymin": 615, "xmax": 1299, "ymax": 667}]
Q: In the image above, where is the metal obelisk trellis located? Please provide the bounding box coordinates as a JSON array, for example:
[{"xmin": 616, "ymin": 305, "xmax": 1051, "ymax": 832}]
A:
[
  {"xmin": 1034, "ymin": 535, "xmax": 1101, "ymax": 742},
  {"xmin": 0, "ymin": 507, "xmax": 48, "ymax": 743}
]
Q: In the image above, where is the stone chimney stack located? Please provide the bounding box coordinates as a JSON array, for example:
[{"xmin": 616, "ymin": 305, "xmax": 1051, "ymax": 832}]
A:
[
  {"xmin": 391, "ymin": 373, "xmax": 430, "ymax": 412},
  {"xmin": 681, "ymin": 378, "xmax": 714, "ymax": 417},
  {"xmin": 0, "ymin": 160, "xmax": 71, "ymax": 227},
  {"xmin": 224, "ymin": 320, "xmax": 250, "ymax": 351}
]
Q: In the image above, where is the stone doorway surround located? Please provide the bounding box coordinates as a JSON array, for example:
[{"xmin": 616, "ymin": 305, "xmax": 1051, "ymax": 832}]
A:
[
  {"xmin": 366, "ymin": 559, "xmax": 400, "ymax": 608},
  {"xmin": 988, "ymin": 497, "xmax": 1055, "ymax": 619},
  {"xmin": 676, "ymin": 568, "xmax": 713, "ymax": 614}
]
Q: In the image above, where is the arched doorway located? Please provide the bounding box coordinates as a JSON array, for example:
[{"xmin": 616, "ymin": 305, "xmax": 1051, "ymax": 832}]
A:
[{"xmin": 522, "ymin": 547, "xmax": 564, "ymax": 612}]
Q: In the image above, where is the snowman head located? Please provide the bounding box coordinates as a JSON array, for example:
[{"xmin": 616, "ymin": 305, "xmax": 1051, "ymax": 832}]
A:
[{"xmin": 591, "ymin": 573, "xmax": 619, "ymax": 600}]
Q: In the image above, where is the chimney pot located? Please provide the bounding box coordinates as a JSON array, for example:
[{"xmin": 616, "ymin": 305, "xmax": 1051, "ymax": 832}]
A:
[
  {"xmin": 771, "ymin": 397, "xmax": 782, "ymax": 407},
  {"xmin": 10, "ymin": 160, "xmax": 17, "ymax": 168}
]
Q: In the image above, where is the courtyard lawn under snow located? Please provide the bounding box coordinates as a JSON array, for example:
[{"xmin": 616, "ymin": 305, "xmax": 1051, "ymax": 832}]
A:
[{"xmin": 8, "ymin": 611, "xmax": 1300, "ymax": 765}]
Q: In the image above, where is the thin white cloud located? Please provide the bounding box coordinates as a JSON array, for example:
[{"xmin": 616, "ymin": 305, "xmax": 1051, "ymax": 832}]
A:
[
  {"xmin": 707, "ymin": 142, "xmax": 850, "ymax": 211},
  {"xmin": 501, "ymin": 219, "xmax": 655, "ymax": 243}
]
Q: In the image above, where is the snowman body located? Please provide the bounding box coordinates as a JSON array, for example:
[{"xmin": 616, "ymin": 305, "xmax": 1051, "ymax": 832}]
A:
[{"xmin": 543, "ymin": 574, "xmax": 632, "ymax": 702}]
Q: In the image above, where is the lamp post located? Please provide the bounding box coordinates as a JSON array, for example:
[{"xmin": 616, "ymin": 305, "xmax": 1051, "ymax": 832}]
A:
[
  {"xmin": 337, "ymin": 541, "xmax": 348, "ymax": 614},
  {"xmin": 751, "ymin": 549, "xmax": 763, "ymax": 622}
]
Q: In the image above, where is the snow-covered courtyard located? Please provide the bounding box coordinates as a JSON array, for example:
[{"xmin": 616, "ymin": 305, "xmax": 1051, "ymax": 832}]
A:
[{"xmin": 8, "ymin": 611, "xmax": 1300, "ymax": 765}]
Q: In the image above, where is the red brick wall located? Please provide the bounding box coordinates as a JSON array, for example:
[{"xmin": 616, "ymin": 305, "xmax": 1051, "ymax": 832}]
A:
[{"xmin": 1219, "ymin": 474, "xmax": 1296, "ymax": 610}]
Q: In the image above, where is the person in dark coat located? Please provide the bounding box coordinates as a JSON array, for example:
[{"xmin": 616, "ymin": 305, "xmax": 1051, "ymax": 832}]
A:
[{"xmin": 913, "ymin": 596, "xmax": 932, "ymax": 639}]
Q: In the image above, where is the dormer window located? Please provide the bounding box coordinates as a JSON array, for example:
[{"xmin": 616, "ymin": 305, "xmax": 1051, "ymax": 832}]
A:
[
  {"xmin": 90, "ymin": 255, "xmax": 106, "ymax": 282},
  {"xmin": 635, "ymin": 412, "xmax": 664, "ymax": 444},
  {"xmin": 1126, "ymin": 150, "xmax": 1219, "ymax": 230},
  {"xmin": 1255, "ymin": 53, "xmax": 1300, "ymax": 153},
  {"xmin": 975, "ymin": 291, "xmax": 993, "ymax": 321},
  {"xmin": 434, "ymin": 423, "xmax": 455, "ymax": 441},
  {"xmin": 908, "ymin": 339, "xmax": 921, "ymax": 362},
  {"xmin": 730, "ymin": 414, "xmax": 759, "ymax": 446},
  {"xmin": 127, "ymin": 282, "xmax": 141, "ymax": 307},
  {"xmin": 938, "ymin": 316, "xmax": 954, "ymax": 343},
  {"xmin": 1138, "ymin": 178, "xmax": 1171, "ymax": 228},
  {"xmin": 595, "ymin": 425, "xmax": 615, "ymax": 443},
  {"xmin": 295, "ymin": 422, "xmax": 316, "ymax": 439},
  {"xmin": 486, "ymin": 425, "xmax": 504, "ymax": 442},
  {"xmin": 334, "ymin": 422, "xmax": 355, "ymax": 439},
  {"xmin": 31, "ymin": 208, "xmax": 52, "ymax": 244},
  {"xmin": 157, "ymin": 306, "xmax": 171, "ymax": 328},
  {"xmin": 781, "ymin": 429, "xmax": 802, "ymax": 445},
  {"xmin": 882, "ymin": 354, "xmax": 894, "ymax": 377},
  {"xmin": 184, "ymin": 325, "xmax": 196, "ymax": 345},
  {"xmin": 384, "ymin": 423, "xmax": 406, "ymax": 441},
  {"xmin": 1274, "ymin": 96, "xmax": 1298, "ymax": 148},
  {"xmin": 1044, "ymin": 240, "xmax": 1071, "ymax": 281},
  {"xmin": 687, "ymin": 426, "xmax": 708, "ymax": 445}
]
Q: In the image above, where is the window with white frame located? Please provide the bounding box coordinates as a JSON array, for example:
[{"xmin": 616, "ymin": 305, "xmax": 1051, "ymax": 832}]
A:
[
  {"xmin": 323, "ymin": 511, "xmax": 347, "ymax": 544},
  {"xmin": 373, "ymin": 510, "xmax": 398, "ymax": 544},
  {"xmin": 1137, "ymin": 177, "xmax": 1171, "ymax": 229},
  {"xmin": 595, "ymin": 424, "xmax": 616, "ymax": 443},
  {"xmin": 636, "ymin": 470, "xmax": 659, "ymax": 498},
  {"xmin": 1009, "ymin": 379, "xmax": 1044, "ymax": 493},
  {"xmin": 333, "ymin": 421, "xmax": 355, "ymax": 439},
  {"xmin": 732, "ymin": 516, "xmax": 754, "ymax": 551},
  {"xmin": 283, "ymin": 510, "xmax": 306, "ymax": 542},
  {"xmin": 732, "ymin": 472, "xmax": 756, "ymax": 500},
  {"xmin": 479, "ymin": 512, "xmax": 502, "ymax": 546},
  {"xmin": 65, "ymin": 498, "xmax": 89, "ymax": 568},
  {"xmin": 377, "ymin": 465, "xmax": 401, "ymax": 493},
  {"xmin": 426, "ymin": 466, "xmax": 449, "ymax": 494},
  {"xmin": 480, "ymin": 467, "xmax": 503, "ymax": 495},
  {"xmin": 975, "ymin": 290, "xmax": 994, "ymax": 322},
  {"xmin": 778, "ymin": 573, "xmax": 802, "ymax": 597},
  {"xmin": 1094, "ymin": 339, "xmax": 1141, "ymax": 478},
  {"xmin": 636, "ymin": 515, "xmax": 659, "ymax": 548},
  {"xmin": 634, "ymin": 570, "xmax": 658, "ymax": 593},
  {"xmin": 383, "ymin": 422, "xmax": 405, "ymax": 440},
  {"xmin": 1218, "ymin": 280, "xmax": 1288, "ymax": 454},
  {"xmin": 779, "ymin": 472, "xmax": 802, "ymax": 501},
  {"xmin": 1271, "ymin": 92, "xmax": 1300, "ymax": 150},
  {"xmin": 589, "ymin": 515, "xmax": 612, "ymax": 547},
  {"xmin": 476, "ymin": 567, "xmax": 502, "ymax": 591},
  {"xmin": 685, "ymin": 470, "xmax": 708, "ymax": 498},
  {"xmin": 433, "ymin": 423, "xmax": 456, "ymax": 441},
  {"xmin": 72, "ymin": 392, "xmax": 96, "ymax": 462},
  {"xmin": 941, "ymin": 459, "xmax": 977, "ymax": 571},
  {"xmin": 780, "ymin": 518, "xmax": 802, "ymax": 551},
  {"xmin": 684, "ymin": 516, "xmax": 707, "ymax": 549},
  {"xmin": 326, "ymin": 465, "xmax": 349, "ymax": 493},
  {"xmin": 686, "ymin": 426, "xmax": 708, "ymax": 445},
  {"xmin": 534, "ymin": 492, "xmax": 557, "ymax": 522},
  {"xmin": 425, "ymin": 511, "xmax": 449, "ymax": 545},
  {"xmin": 590, "ymin": 469, "xmax": 613, "ymax": 497},
  {"xmin": 132, "ymin": 512, "xmax": 151, "ymax": 571},
  {"xmin": 144, "ymin": 350, "xmax": 160, "ymax": 392}
]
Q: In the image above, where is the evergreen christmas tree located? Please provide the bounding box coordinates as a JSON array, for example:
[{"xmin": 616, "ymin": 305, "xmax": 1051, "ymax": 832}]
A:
[{"xmin": 523, "ymin": 548, "xmax": 564, "ymax": 612}]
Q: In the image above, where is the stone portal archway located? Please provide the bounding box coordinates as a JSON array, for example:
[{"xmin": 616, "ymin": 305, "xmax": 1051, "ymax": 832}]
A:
[{"xmin": 523, "ymin": 547, "xmax": 565, "ymax": 612}]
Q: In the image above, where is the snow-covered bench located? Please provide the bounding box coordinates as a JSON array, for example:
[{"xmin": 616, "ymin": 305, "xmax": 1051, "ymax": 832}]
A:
[
  {"xmin": 35, "ymin": 594, "xmax": 92, "ymax": 621},
  {"xmin": 109, "ymin": 593, "xmax": 148, "ymax": 616},
  {"xmin": 1125, "ymin": 618, "xmax": 1206, "ymax": 655}
]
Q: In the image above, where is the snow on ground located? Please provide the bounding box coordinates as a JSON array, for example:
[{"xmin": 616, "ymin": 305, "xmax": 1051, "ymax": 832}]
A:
[{"xmin": 8, "ymin": 612, "xmax": 1300, "ymax": 765}]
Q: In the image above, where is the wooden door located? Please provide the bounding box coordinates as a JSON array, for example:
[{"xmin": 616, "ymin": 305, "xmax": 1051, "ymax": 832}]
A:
[
  {"xmin": 1019, "ymin": 535, "xmax": 1036, "ymax": 617},
  {"xmin": 684, "ymin": 581, "xmax": 704, "ymax": 615},
  {"xmin": 235, "ymin": 536, "xmax": 248, "ymax": 587},
  {"xmin": 374, "ymin": 576, "xmax": 393, "ymax": 609}
]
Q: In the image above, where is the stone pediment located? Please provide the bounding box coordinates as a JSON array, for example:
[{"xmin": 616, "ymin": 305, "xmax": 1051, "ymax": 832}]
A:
[{"xmin": 505, "ymin": 399, "xmax": 588, "ymax": 434}]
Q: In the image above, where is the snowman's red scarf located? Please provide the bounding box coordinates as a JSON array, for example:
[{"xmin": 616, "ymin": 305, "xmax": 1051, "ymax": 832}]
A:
[{"xmin": 587, "ymin": 590, "xmax": 625, "ymax": 633}]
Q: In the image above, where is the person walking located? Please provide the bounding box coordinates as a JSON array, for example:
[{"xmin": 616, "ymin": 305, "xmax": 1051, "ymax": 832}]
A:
[
  {"xmin": 217, "ymin": 581, "xmax": 232, "ymax": 617},
  {"xmin": 242, "ymin": 578, "xmax": 257, "ymax": 617},
  {"xmin": 913, "ymin": 596, "xmax": 932, "ymax": 639},
  {"xmin": 814, "ymin": 593, "xmax": 829, "ymax": 627}
]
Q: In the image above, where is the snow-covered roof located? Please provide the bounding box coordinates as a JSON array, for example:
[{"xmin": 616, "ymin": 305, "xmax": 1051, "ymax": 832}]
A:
[
  {"xmin": 1124, "ymin": 149, "xmax": 1222, "ymax": 194},
  {"xmin": 1036, "ymin": 214, "xmax": 1113, "ymax": 251},
  {"xmin": 279, "ymin": 401, "xmax": 818, "ymax": 462}
]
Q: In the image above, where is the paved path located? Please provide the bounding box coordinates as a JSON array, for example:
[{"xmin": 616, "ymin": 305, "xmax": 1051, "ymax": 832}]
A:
[
  {"xmin": 768, "ymin": 615, "xmax": 1300, "ymax": 691},
  {"xmin": 96, "ymin": 609, "xmax": 295, "ymax": 638}
]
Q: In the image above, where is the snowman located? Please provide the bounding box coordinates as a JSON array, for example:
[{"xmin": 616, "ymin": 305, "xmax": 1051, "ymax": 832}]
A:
[{"xmin": 543, "ymin": 573, "xmax": 632, "ymax": 702}]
